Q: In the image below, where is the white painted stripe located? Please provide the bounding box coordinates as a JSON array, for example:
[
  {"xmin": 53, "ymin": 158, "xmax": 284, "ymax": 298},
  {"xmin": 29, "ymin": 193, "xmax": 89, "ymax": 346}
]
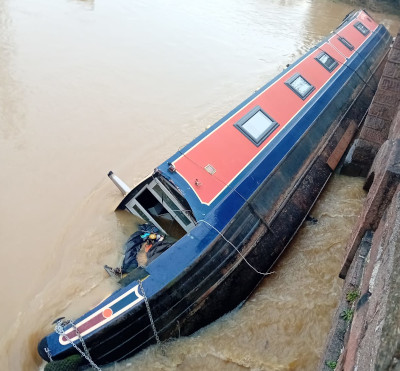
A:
[{"xmin": 59, "ymin": 285, "xmax": 144, "ymax": 345}]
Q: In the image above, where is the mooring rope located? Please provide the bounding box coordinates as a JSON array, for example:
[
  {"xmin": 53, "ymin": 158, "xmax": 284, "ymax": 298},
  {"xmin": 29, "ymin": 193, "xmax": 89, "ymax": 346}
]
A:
[
  {"xmin": 54, "ymin": 320, "xmax": 102, "ymax": 371},
  {"xmin": 198, "ymin": 219, "xmax": 274, "ymax": 277}
]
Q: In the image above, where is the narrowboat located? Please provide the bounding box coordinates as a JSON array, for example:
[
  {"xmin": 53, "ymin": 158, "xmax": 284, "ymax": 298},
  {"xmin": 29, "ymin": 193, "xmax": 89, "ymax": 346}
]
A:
[{"xmin": 38, "ymin": 10, "xmax": 392, "ymax": 368}]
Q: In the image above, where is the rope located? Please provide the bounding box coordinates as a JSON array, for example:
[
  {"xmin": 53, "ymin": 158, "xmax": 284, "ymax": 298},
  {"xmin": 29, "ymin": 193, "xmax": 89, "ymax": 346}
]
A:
[
  {"xmin": 198, "ymin": 219, "xmax": 274, "ymax": 277},
  {"xmin": 138, "ymin": 280, "xmax": 166, "ymax": 356},
  {"xmin": 54, "ymin": 320, "xmax": 101, "ymax": 371},
  {"xmin": 176, "ymin": 149, "xmax": 279, "ymax": 238}
]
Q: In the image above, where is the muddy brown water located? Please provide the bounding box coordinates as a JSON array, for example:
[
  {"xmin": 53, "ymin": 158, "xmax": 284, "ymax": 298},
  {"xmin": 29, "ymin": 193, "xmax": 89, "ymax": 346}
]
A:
[{"xmin": 0, "ymin": 0, "xmax": 399, "ymax": 369}]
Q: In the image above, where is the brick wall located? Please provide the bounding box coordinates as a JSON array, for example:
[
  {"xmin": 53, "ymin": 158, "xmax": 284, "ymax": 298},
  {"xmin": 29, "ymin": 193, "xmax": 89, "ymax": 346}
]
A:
[{"xmin": 342, "ymin": 33, "xmax": 400, "ymax": 177}]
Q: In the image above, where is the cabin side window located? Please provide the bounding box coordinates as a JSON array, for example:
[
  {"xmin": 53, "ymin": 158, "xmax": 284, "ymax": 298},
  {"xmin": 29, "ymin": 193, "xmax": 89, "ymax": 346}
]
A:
[
  {"xmin": 234, "ymin": 106, "xmax": 279, "ymax": 146},
  {"xmin": 315, "ymin": 52, "xmax": 338, "ymax": 72},
  {"xmin": 285, "ymin": 73, "xmax": 315, "ymax": 100},
  {"xmin": 338, "ymin": 36, "xmax": 354, "ymax": 50},
  {"xmin": 354, "ymin": 22, "xmax": 370, "ymax": 36}
]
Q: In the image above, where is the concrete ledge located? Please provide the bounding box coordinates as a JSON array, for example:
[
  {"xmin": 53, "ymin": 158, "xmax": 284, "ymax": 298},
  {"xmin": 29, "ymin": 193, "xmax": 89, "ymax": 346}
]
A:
[{"xmin": 318, "ymin": 231, "xmax": 373, "ymax": 370}]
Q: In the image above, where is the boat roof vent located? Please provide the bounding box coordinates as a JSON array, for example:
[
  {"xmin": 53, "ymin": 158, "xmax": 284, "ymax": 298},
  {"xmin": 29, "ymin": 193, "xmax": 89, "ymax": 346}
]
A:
[
  {"xmin": 205, "ymin": 164, "xmax": 216, "ymax": 175},
  {"xmin": 354, "ymin": 21, "xmax": 370, "ymax": 36},
  {"xmin": 338, "ymin": 36, "xmax": 354, "ymax": 50}
]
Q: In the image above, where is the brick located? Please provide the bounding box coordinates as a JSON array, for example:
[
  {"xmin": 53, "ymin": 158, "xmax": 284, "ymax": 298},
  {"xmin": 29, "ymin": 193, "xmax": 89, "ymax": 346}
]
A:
[
  {"xmin": 363, "ymin": 114, "xmax": 390, "ymax": 131},
  {"xmin": 382, "ymin": 61, "xmax": 400, "ymax": 79},
  {"xmin": 361, "ymin": 126, "xmax": 388, "ymax": 145},
  {"xmin": 349, "ymin": 138, "xmax": 379, "ymax": 164},
  {"xmin": 392, "ymin": 33, "xmax": 400, "ymax": 49},
  {"xmin": 380, "ymin": 77, "xmax": 400, "ymax": 93},
  {"xmin": 372, "ymin": 89, "xmax": 400, "ymax": 106},
  {"xmin": 368, "ymin": 102, "xmax": 399, "ymax": 121},
  {"xmin": 388, "ymin": 48, "xmax": 400, "ymax": 63}
]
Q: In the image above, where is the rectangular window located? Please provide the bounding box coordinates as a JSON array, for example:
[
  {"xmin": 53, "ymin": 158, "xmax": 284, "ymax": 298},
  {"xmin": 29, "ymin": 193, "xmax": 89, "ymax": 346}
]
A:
[
  {"xmin": 315, "ymin": 52, "xmax": 338, "ymax": 72},
  {"xmin": 338, "ymin": 36, "xmax": 354, "ymax": 50},
  {"xmin": 354, "ymin": 22, "xmax": 370, "ymax": 36},
  {"xmin": 285, "ymin": 73, "xmax": 315, "ymax": 100},
  {"xmin": 234, "ymin": 106, "xmax": 279, "ymax": 146}
]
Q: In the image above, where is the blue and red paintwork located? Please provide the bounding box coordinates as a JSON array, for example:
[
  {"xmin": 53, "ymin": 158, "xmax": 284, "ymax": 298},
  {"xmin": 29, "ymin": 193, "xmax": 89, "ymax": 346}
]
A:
[
  {"xmin": 58, "ymin": 285, "xmax": 143, "ymax": 346},
  {"xmin": 156, "ymin": 11, "xmax": 382, "ymax": 221},
  {"xmin": 38, "ymin": 10, "xmax": 392, "ymax": 366}
]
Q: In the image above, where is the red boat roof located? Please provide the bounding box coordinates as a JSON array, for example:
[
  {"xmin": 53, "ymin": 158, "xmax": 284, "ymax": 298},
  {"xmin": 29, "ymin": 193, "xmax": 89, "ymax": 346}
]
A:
[{"xmin": 170, "ymin": 11, "xmax": 378, "ymax": 205}]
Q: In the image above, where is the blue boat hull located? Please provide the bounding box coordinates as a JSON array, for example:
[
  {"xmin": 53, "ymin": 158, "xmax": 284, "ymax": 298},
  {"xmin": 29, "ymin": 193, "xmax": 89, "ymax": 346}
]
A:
[{"xmin": 38, "ymin": 12, "xmax": 392, "ymax": 367}]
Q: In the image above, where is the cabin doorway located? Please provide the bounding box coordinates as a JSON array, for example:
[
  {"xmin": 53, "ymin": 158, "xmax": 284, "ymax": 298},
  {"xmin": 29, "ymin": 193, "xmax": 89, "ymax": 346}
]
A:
[{"xmin": 125, "ymin": 179, "xmax": 195, "ymax": 239}]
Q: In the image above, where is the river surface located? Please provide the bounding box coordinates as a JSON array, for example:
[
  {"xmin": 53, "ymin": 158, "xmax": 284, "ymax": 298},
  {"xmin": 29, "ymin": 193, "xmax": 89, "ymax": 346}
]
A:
[{"xmin": 1, "ymin": 0, "xmax": 399, "ymax": 369}]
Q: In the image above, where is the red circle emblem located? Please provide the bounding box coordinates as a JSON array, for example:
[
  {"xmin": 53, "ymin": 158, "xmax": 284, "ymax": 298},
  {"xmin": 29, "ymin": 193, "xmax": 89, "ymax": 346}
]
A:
[{"xmin": 102, "ymin": 308, "xmax": 113, "ymax": 318}]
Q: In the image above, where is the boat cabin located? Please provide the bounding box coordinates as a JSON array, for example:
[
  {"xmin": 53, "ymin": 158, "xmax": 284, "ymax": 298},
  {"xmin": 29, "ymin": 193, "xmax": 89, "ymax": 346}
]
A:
[{"xmin": 122, "ymin": 175, "xmax": 196, "ymax": 239}]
